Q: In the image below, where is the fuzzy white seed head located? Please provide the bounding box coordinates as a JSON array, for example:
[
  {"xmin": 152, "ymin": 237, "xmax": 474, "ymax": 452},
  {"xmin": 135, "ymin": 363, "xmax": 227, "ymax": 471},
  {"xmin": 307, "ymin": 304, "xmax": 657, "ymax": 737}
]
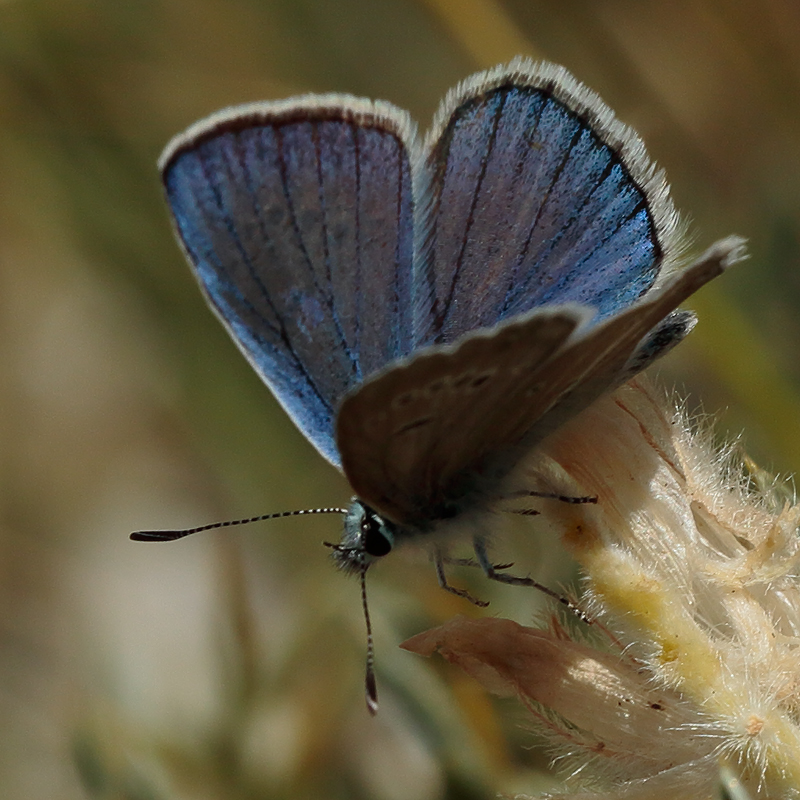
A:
[{"xmin": 404, "ymin": 379, "xmax": 800, "ymax": 799}]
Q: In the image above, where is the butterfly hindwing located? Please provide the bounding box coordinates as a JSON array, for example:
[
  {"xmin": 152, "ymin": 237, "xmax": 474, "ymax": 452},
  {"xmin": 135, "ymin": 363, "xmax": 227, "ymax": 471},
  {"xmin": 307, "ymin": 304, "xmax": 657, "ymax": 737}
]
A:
[
  {"xmin": 160, "ymin": 99, "xmax": 418, "ymax": 467},
  {"xmin": 336, "ymin": 305, "xmax": 589, "ymax": 524}
]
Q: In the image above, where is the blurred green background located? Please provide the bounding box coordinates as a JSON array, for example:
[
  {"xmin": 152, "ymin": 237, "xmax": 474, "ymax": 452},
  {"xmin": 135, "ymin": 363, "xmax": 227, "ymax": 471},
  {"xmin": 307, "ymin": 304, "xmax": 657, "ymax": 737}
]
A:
[{"xmin": 1, "ymin": 1, "xmax": 799, "ymax": 798}]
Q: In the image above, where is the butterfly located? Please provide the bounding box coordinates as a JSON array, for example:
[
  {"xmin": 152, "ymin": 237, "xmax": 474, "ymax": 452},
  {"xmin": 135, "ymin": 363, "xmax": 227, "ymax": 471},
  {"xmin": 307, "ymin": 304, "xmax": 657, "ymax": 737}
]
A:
[{"xmin": 137, "ymin": 57, "xmax": 743, "ymax": 709}]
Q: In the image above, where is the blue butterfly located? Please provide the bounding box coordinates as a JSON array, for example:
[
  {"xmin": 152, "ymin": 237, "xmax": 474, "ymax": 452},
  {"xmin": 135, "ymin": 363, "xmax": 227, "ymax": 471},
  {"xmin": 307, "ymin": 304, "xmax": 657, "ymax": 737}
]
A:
[{"xmin": 144, "ymin": 59, "xmax": 742, "ymax": 700}]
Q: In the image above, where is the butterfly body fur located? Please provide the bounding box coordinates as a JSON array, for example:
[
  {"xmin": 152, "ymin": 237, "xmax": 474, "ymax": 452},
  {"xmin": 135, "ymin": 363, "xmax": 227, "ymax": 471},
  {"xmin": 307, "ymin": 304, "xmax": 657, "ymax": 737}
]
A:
[{"xmin": 159, "ymin": 57, "xmax": 744, "ymax": 576}]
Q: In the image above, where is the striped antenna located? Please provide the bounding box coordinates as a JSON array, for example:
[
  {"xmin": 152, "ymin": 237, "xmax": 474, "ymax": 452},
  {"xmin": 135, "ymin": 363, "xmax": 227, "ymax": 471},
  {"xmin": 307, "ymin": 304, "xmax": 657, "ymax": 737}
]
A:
[
  {"xmin": 361, "ymin": 556, "xmax": 378, "ymax": 715},
  {"xmin": 322, "ymin": 543, "xmax": 378, "ymax": 714},
  {"xmin": 130, "ymin": 507, "xmax": 348, "ymax": 542}
]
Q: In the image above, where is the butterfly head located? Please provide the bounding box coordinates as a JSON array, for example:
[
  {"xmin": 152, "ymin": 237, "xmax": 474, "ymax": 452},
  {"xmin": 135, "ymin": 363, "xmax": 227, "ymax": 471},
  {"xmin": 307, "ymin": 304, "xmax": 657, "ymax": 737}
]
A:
[{"xmin": 328, "ymin": 500, "xmax": 398, "ymax": 574}]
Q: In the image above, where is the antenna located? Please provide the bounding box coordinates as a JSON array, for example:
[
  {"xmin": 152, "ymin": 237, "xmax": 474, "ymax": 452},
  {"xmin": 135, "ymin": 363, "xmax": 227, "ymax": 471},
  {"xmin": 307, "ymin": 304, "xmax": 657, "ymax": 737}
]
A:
[
  {"xmin": 323, "ymin": 540, "xmax": 379, "ymax": 715},
  {"xmin": 361, "ymin": 555, "xmax": 378, "ymax": 715},
  {"xmin": 130, "ymin": 507, "xmax": 349, "ymax": 541}
]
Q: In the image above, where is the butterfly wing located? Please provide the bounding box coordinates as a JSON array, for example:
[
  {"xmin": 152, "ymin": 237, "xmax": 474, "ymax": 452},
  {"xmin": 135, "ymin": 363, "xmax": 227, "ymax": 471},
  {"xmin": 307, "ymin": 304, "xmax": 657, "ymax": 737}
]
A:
[
  {"xmin": 337, "ymin": 305, "xmax": 590, "ymax": 524},
  {"xmin": 415, "ymin": 59, "xmax": 681, "ymax": 346},
  {"xmin": 160, "ymin": 99, "xmax": 419, "ymax": 467},
  {"xmin": 337, "ymin": 59, "xmax": 739, "ymax": 527},
  {"xmin": 337, "ymin": 237, "xmax": 744, "ymax": 526}
]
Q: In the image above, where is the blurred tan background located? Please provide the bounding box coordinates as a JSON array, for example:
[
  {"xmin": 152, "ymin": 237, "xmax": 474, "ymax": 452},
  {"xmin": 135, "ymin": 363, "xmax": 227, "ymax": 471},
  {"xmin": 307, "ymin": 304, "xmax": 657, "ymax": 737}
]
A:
[{"xmin": 1, "ymin": 1, "xmax": 799, "ymax": 798}]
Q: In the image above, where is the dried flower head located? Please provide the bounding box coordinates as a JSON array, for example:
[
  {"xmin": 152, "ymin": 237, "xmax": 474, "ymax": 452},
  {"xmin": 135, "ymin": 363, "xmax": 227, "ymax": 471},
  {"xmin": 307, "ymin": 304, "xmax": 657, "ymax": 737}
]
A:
[{"xmin": 404, "ymin": 378, "xmax": 800, "ymax": 799}]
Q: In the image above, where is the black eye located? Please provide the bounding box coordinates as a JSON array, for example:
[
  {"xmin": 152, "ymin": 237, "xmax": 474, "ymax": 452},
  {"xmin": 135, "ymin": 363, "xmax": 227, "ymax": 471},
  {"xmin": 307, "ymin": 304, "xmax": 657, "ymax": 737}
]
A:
[{"xmin": 361, "ymin": 516, "xmax": 393, "ymax": 557}]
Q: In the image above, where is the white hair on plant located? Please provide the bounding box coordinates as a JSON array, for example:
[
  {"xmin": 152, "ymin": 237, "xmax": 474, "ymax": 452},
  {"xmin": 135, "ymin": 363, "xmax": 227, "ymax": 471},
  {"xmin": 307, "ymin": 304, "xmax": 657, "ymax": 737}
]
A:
[{"xmin": 405, "ymin": 378, "xmax": 800, "ymax": 800}]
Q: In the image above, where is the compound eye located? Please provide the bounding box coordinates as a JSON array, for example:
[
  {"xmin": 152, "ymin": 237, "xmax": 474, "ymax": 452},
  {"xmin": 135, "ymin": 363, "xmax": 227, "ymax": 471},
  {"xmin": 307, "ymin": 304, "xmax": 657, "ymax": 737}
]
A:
[{"xmin": 361, "ymin": 515, "xmax": 393, "ymax": 558}]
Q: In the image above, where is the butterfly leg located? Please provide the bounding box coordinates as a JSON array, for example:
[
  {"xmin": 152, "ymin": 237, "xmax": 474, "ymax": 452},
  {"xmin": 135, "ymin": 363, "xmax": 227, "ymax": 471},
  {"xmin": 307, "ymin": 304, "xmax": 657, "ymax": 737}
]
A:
[
  {"xmin": 472, "ymin": 537, "xmax": 591, "ymax": 623},
  {"xmin": 506, "ymin": 489, "xmax": 597, "ymax": 505},
  {"xmin": 437, "ymin": 555, "xmax": 515, "ymax": 570},
  {"xmin": 434, "ymin": 550, "xmax": 489, "ymax": 607}
]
